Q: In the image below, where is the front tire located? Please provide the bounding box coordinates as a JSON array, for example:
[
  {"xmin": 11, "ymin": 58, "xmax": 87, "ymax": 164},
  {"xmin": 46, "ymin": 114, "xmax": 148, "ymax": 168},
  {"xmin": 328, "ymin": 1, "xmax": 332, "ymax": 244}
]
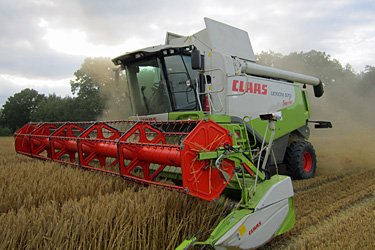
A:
[{"xmin": 285, "ymin": 141, "xmax": 317, "ymax": 179}]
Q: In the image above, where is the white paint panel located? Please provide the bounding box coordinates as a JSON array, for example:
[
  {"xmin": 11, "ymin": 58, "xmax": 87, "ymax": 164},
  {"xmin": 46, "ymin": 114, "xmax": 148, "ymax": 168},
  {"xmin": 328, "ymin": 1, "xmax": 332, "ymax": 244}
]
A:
[
  {"xmin": 215, "ymin": 199, "xmax": 289, "ymax": 249},
  {"xmin": 255, "ymin": 177, "xmax": 294, "ymax": 211},
  {"xmin": 227, "ymin": 76, "xmax": 296, "ymax": 119}
]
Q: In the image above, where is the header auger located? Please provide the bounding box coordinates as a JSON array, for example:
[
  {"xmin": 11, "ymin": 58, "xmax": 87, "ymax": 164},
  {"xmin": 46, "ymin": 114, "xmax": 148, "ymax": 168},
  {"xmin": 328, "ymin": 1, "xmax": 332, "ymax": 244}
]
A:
[{"xmin": 15, "ymin": 18, "xmax": 331, "ymax": 249}]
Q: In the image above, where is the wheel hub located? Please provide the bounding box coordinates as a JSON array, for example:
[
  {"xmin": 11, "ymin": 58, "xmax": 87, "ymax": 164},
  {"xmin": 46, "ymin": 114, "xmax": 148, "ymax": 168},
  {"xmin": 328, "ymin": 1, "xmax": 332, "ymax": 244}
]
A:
[{"xmin": 303, "ymin": 152, "xmax": 312, "ymax": 172}]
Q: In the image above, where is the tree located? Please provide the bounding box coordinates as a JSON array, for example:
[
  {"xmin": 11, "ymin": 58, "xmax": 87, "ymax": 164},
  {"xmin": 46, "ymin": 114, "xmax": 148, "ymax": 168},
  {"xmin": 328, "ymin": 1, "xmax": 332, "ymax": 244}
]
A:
[
  {"xmin": 0, "ymin": 57, "xmax": 131, "ymax": 128},
  {"xmin": 69, "ymin": 57, "xmax": 110, "ymax": 121},
  {"xmin": 30, "ymin": 94, "xmax": 75, "ymax": 122},
  {"xmin": 1, "ymin": 88, "xmax": 45, "ymax": 132},
  {"xmin": 360, "ymin": 65, "xmax": 375, "ymax": 94},
  {"xmin": 70, "ymin": 57, "xmax": 131, "ymax": 121},
  {"xmin": 0, "ymin": 108, "xmax": 12, "ymax": 136},
  {"xmin": 256, "ymin": 50, "xmax": 283, "ymax": 67},
  {"xmin": 0, "ymin": 127, "xmax": 12, "ymax": 136},
  {"xmin": 256, "ymin": 50, "xmax": 357, "ymax": 86}
]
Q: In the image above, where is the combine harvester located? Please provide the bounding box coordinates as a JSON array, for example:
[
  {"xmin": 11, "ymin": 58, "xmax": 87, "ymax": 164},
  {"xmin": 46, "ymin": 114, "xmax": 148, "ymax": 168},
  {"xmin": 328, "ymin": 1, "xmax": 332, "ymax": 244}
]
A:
[{"xmin": 14, "ymin": 18, "xmax": 331, "ymax": 249}]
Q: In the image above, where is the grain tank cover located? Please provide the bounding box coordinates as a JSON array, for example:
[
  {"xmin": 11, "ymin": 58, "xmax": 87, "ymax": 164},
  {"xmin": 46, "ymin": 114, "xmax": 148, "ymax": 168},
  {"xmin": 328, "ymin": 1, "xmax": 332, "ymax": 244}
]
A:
[
  {"xmin": 203, "ymin": 18, "xmax": 256, "ymax": 61},
  {"xmin": 166, "ymin": 18, "xmax": 256, "ymax": 62}
]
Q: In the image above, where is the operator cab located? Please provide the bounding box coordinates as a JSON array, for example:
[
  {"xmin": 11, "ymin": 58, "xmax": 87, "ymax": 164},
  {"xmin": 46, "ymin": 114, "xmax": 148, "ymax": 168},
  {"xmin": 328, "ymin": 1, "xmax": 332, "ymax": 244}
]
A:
[{"xmin": 113, "ymin": 46, "xmax": 201, "ymax": 116}]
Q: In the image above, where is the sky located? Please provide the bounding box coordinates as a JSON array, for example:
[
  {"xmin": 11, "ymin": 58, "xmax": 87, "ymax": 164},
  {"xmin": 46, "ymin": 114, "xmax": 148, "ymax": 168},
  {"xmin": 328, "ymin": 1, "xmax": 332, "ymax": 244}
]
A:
[{"xmin": 0, "ymin": 0, "xmax": 374, "ymax": 107}]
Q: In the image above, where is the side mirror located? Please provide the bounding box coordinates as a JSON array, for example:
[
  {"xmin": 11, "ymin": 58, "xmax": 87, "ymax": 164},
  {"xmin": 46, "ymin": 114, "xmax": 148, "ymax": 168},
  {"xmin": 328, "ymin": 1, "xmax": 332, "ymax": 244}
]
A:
[{"xmin": 191, "ymin": 50, "xmax": 202, "ymax": 70}]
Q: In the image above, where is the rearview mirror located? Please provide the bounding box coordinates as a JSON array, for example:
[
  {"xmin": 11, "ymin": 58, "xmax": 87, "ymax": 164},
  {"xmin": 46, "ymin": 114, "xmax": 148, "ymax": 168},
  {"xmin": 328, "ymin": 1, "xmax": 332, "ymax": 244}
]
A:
[{"xmin": 191, "ymin": 50, "xmax": 202, "ymax": 70}]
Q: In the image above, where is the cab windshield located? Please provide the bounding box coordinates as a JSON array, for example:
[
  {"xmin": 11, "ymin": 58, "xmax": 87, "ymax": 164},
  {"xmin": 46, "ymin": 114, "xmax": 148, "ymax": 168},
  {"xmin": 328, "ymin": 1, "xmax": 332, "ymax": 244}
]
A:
[{"xmin": 126, "ymin": 54, "xmax": 198, "ymax": 116}]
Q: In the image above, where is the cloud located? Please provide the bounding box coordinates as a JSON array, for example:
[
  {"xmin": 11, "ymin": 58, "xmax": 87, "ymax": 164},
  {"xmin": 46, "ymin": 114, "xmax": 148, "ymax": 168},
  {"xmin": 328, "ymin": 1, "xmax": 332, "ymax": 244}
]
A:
[
  {"xmin": 0, "ymin": 1, "xmax": 84, "ymax": 79},
  {"xmin": 0, "ymin": 74, "xmax": 72, "ymax": 107},
  {"xmin": 0, "ymin": 0, "xmax": 374, "ymax": 107}
]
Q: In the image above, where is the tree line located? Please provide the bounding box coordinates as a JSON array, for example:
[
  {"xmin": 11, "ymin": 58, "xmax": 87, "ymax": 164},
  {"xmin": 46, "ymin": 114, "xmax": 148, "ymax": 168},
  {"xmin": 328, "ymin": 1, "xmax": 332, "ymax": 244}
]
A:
[
  {"xmin": 256, "ymin": 50, "xmax": 375, "ymax": 127},
  {"xmin": 0, "ymin": 50, "xmax": 374, "ymax": 136},
  {"xmin": 0, "ymin": 57, "xmax": 130, "ymax": 135}
]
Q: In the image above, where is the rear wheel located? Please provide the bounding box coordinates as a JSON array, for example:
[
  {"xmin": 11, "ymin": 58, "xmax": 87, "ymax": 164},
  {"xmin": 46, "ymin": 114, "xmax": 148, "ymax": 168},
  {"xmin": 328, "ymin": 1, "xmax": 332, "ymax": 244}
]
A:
[{"xmin": 285, "ymin": 141, "xmax": 316, "ymax": 179}]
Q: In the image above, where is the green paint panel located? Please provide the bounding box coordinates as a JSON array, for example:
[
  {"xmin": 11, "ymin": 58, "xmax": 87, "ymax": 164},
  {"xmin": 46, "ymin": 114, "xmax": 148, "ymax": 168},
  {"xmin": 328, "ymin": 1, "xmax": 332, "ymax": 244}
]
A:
[
  {"xmin": 168, "ymin": 111, "xmax": 231, "ymax": 123},
  {"xmin": 168, "ymin": 111, "xmax": 205, "ymax": 120},
  {"xmin": 185, "ymin": 175, "xmax": 294, "ymax": 248},
  {"xmin": 274, "ymin": 197, "xmax": 295, "ymax": 236},
  {"xmin": 198, "ymin": 209, "xmax": 254, "ymax": 246},
  {"xmin": 249, "ymin": 86, "xmax": 311, "ymax": 142}
]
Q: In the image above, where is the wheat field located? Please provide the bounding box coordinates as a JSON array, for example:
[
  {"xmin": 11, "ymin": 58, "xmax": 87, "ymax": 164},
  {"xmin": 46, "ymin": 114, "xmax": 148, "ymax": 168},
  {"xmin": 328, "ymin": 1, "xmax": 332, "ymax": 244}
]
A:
[
  {"xmin": 260, "ymin": 130, "xmax": 375, "ymax": 250},
  {"xmin": 1, "ymin": 133, "xmax": 375, "ymax": 249},
  {"xmin": 0, "ymin": 137, "xmax": 231, "ymax": 249}
]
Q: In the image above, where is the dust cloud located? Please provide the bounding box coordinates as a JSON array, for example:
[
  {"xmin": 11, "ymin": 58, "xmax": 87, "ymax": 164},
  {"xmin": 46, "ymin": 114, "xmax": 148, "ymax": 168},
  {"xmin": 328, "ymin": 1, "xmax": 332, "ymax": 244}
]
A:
[
  {"xmin": 98, "ymin": 72, "xmax": 133, "ymax": 121},
  {"xmin": 309, "ymin": 77, "xmax": 375, "ymax": 175}
]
